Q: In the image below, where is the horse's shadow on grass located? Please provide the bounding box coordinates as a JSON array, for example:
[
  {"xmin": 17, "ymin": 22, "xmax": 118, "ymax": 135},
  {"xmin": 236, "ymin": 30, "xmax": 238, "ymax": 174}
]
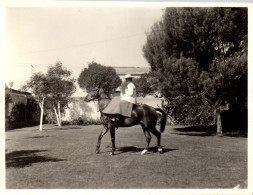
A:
[
  {"xmin": 6, "ymin": 150, "xmax": 66, "ymax": 168},
  {"xmin": 111, "ymin": 146, "xmax": 178, "ymax": 155}
]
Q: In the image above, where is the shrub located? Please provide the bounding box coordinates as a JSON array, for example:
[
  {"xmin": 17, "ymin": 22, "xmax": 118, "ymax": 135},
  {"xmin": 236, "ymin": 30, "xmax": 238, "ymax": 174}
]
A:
[
  {"xmin": 62, "ymin": 116, "xmax": 101, "ymax": 126},
  {"xmin": 26, "ymin": 98, "xmax": 40, "ymax": 126},
  {"xmin": 7, "ymin": 103, "xmax": 27, "ymax": 129}
]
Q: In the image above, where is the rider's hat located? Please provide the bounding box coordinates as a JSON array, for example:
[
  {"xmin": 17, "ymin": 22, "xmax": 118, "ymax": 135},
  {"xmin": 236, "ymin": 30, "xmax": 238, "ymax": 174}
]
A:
[{"xmin": 125, "ymin": 74, "xmax": 133, "ymax": 79}]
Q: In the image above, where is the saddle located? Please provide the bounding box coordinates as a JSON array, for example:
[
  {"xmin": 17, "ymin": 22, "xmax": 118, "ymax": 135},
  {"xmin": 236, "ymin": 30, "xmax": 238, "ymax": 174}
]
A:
[{"xmin": 113, "ymin": 104, "xmax": 139, "ymax": 121}]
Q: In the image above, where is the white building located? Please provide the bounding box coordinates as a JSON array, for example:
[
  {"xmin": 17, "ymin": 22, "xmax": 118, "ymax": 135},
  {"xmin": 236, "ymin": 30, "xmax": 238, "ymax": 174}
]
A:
[{"xmin": 113, "ymin": 66, "xmax": 150, "ymax": 80}]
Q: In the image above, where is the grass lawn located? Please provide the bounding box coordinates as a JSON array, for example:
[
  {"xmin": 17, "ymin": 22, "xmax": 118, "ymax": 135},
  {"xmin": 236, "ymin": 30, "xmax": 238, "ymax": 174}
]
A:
[{"xmin": 5, "ymin": 124, "xmax": 247, "ymax": 189}]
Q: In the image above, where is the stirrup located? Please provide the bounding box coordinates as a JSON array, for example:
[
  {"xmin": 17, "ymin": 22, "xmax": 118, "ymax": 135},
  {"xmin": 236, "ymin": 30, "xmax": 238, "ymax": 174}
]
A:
[{"xmin": 111, "ymin": 117, "xmax": 120, "ymax": 125}]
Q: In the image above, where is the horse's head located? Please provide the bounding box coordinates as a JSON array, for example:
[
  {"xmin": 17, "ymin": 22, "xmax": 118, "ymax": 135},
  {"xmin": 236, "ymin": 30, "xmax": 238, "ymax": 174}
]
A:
[{"xmin": 84, "ymin": 88, "xmax": 100, "ymax": 102}]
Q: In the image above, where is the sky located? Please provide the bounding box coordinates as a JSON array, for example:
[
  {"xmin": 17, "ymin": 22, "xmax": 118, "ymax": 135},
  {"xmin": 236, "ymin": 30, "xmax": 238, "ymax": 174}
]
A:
[{"xmin": 5, "ymin": 7, "xmax": 164, "ymax": 96}]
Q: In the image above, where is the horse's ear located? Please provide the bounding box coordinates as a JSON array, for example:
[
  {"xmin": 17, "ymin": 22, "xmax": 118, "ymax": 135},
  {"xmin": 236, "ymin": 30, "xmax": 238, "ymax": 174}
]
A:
[
  {"xmin": 93, "ymin": 87, "xmax": 100, "ymax": 94},
  {"xmin": 106, "ymin": 91, "xmax": 113, "ymax": 99}
]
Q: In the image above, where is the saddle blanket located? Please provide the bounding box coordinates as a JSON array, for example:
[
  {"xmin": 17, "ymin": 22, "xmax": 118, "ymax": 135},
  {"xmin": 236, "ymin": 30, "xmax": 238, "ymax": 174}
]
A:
[{"xmin": 102, "ymin": 96, "xmax": 134, "ymax": 117}]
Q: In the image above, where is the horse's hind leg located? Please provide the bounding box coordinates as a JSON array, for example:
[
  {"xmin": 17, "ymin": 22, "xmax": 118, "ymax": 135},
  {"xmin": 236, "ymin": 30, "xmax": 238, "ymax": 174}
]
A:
[
  {"xmin": 141, "ymin": 124, "xmax": 152, "ymax": 155},
  {"xmin": 96, "ymin": 127, "xmax": 109, "ymax": 154},
  {"xmin": 151, "ymin": 128, "xmax": 163, "ymax": 154}
]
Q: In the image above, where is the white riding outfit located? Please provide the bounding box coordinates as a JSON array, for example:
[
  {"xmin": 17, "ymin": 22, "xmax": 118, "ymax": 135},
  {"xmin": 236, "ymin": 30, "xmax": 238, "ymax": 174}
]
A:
[{"xmin": 121, "ymin": 82, "xmax": 137, "ymax": 104}]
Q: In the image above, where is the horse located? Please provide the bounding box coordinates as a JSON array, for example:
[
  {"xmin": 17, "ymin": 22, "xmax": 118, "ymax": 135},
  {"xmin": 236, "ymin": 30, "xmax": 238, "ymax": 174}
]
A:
[{"xmin": 84, "ymin": 89, "xmax": 167, "ymax": 155}]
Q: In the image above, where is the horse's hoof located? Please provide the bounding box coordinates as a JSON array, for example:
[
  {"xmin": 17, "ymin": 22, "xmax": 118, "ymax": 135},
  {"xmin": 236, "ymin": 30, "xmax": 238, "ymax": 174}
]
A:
[
  {"xmin": 109, "ymin": 152, "xmax": 114, "ymax": 155},
  {"xmin": 158, "ymin": 148, "xmax": 163, "ymax": 154},
  {"xmin": 141, "ymin": 149, "xmax": 148, "ymax": 155},
  {"xmin": 95, "ymin": 149, "xmax": 100, "ymax": 154}
]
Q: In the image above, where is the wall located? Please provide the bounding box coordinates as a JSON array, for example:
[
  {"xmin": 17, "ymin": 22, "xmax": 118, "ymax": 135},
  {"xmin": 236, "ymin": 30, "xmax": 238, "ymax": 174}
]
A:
[{"xmin": 62, "ymin": 97, "xmax": 101, "ymax": 122}]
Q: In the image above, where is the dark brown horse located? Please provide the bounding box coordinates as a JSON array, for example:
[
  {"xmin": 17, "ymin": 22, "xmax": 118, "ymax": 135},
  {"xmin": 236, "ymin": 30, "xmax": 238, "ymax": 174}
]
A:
[{"xmin": 84, "ymin": 89, "xmax": 166, "ymax": 155}]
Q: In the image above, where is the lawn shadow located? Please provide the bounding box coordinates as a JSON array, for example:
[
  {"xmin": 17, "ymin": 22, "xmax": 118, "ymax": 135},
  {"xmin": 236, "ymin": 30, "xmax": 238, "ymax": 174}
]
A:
[
  {"xmin": 173, "ymin": 125, "xmax": 247, "ymax": 137},
  {"xmin": 222, "ymin": 131, "xmax": 248, "ymax": 138},
  {"xmin": 6, "ymin": 150, "xmax": 66, "ymax": 168},
  {"xmin": 172, "ymin": 125, "xmax": 217, "ymax": 137},
  {"xmin": 43, "ymin": 126, "xmax": 82, "ymax": 131},
  {"xmin": 114, "ymin": 146, "xmax": 178, "ymax": 155},
  {"xmin": 27, "ymin": 136, "xmax": 52, "ymax": 139}
]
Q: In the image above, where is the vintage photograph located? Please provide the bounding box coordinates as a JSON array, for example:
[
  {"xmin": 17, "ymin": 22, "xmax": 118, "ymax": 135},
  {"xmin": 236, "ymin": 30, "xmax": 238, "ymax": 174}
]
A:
[{"xmin": 3, "ymin": 2, "xmax": 249, "ymax": 192}]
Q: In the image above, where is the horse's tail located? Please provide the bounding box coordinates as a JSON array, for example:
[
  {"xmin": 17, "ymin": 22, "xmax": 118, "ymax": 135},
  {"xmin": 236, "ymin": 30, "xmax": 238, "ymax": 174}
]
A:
[{"xmin": 154, "ymin": 108, "xmax": 166, "ymax": 133}]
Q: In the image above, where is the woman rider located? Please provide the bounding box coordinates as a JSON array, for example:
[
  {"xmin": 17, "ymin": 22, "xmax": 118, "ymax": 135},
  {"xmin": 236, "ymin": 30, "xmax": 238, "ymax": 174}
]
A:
[{"xmin": 102, "ymin": 74, "xmax": 137, "ymax": 123}]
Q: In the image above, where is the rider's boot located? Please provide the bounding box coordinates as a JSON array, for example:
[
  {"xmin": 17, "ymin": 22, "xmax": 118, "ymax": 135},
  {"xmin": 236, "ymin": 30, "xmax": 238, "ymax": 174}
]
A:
[{"xmin": 111, "ymin": 114, "xmax": 121, "ymax": 126}]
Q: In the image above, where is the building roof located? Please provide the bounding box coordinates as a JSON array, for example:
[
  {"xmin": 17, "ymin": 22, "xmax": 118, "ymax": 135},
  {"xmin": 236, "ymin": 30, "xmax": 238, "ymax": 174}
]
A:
[
  {"xmin": 5, "ymin": 88, "xmax": 33, "ymax": 105},
  {"xmin": 6, "ymin": 88, "xmax": 32, "ymax": 96},
  {"xmin": 113, "ymin": 66, "xmax": 150, "ymax": 76}
]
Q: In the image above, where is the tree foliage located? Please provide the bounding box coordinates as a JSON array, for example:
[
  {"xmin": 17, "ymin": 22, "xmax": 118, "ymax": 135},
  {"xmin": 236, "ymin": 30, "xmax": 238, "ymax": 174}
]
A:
[
  {"xmin": 201, "ymin": 52, "xmax": 247, "ymax": 110},
  {"xmin": 78, "ymin": 62, "xmax": 121, "ymax": 98},
  {"xmin": 22, "ymin": 73, "xmax": 50, "ymax": 103},
  {"xmin": 47, "ymin": 62, "xmax": 76, "ymax": 104},
  {"xmin": 143, "ymin": 7, "xmax": 247, "ymax": 125},
  {"xmin": 133, "ymin": 73, "xmax": 154, "ymax": 97},
  {"xmin": 143, "ymin": 8, "xmax": 247, "ymax": 71},
  {"xmin": 154, "ymin": 56, "xmax": 213, "ymax": 125},
  {"xmin": 46, "ymin": 62, "xmax": 76, "ymax": 126}
]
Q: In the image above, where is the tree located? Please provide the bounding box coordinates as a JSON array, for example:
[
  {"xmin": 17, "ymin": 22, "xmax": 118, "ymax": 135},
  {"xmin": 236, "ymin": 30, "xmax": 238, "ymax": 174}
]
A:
[
  {"xmin": 78, "ymin": 62, "xmax": 121, "ymax": 98},
  {"xmin": 143, "ymin": 7, "xmax": 247, "ymax": 126},
  {"xmin": 133, "ymin": 73, "xmax": 154, "ymax": 97},
  {"xmin": 46, "ymin": 62, "xmax": 76, "ymax": 126},
  {"xmin": 200, "ymin": 49, "xmax": 247, "ymax": 133},
  {"xmin": 22, "ymin": 73, "xmax": 50, "ymax": 131}
]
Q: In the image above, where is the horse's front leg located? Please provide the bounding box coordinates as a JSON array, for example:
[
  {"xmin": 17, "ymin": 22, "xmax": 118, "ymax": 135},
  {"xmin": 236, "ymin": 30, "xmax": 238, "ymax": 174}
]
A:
[
  {"xmin": 109, "ymin": 124, "xmax": 116, "ymax": 155},
  {"xmin": 96, "ymin": 127, "xmax": 109, "ymax": 154}
]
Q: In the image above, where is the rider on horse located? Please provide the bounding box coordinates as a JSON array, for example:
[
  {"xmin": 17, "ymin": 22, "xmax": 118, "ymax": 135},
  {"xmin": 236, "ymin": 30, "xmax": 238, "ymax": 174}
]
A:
[
  {"xmin": 102, "ymin": 74, "xmax": 137, "ymax": 124},
  {"xmin": 84, "ymin": 74, "xmax": 166, "ymax": 155}
]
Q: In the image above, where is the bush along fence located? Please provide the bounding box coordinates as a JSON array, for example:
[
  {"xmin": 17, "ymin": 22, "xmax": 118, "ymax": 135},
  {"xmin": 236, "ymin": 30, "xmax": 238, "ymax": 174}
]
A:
[{"xmin": 5, "ymin": 88, "xmax": 40, "ymax": 130}]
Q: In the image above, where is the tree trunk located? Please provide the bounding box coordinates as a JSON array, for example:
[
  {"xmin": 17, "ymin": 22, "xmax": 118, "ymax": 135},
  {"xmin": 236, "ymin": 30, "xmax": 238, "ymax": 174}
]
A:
[
  {"xmin": 216, "ymin": 104, "xmax": 229, "ymax": 136},
  {"xmin": 53, "ymin": 105, "xmax": 60, "ymax": 126},
  {"xmin": 39, "ymin": 98, "xmax": 45, "ymax": 131},
  {"xmin": 216, "ymin": 111, "xmax": 222, "ymax": 135},
  {"xmin": 57, "ymin": 102, "xmax": 62, "ymax": 126}
]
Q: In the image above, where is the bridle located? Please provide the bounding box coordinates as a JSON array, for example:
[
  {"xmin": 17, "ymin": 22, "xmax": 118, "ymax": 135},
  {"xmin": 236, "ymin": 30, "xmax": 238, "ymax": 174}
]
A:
[
  {"xmin": 94, "ymin": 96, "xmax": 110, "ymax": 113},
  {"xmin": 88, "ymin": 90, "xmax": 112, "ymax": 125}
]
